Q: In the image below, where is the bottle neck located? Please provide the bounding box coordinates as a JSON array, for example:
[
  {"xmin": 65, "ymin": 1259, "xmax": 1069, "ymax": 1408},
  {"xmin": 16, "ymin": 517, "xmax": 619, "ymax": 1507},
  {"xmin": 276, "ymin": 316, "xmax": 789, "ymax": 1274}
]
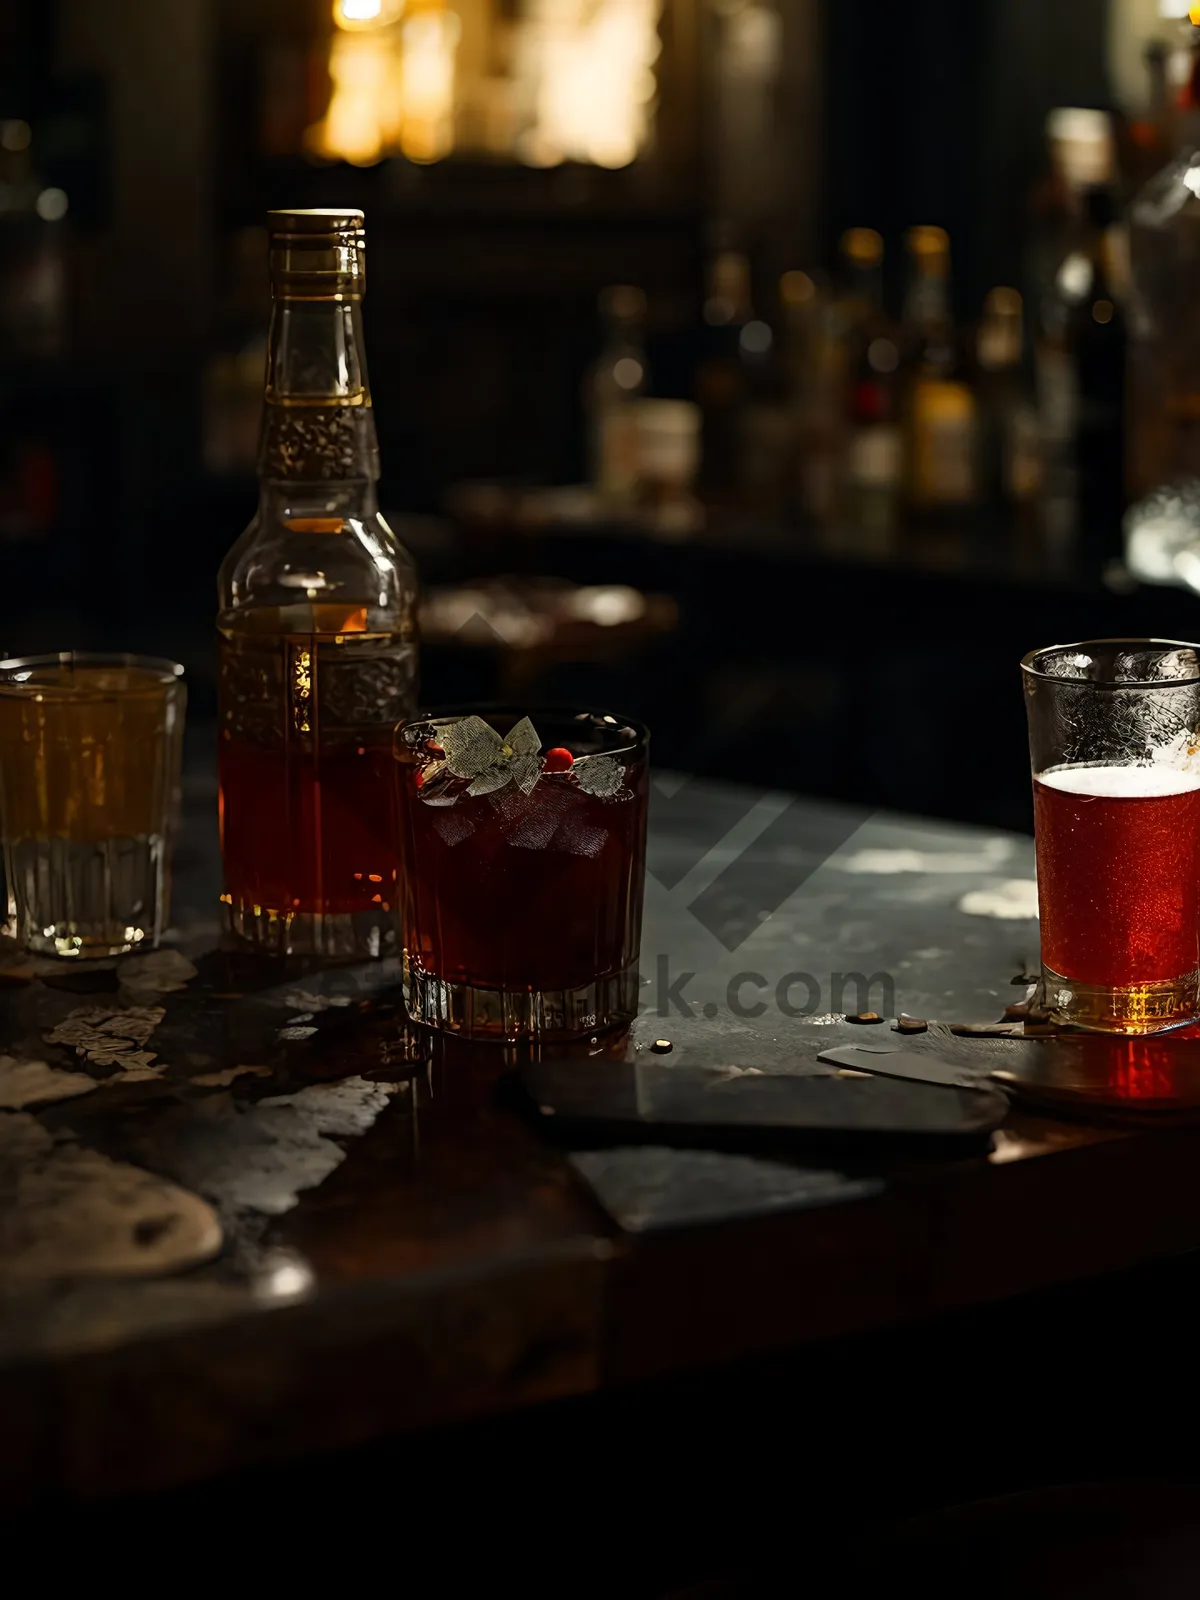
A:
[
  {"xmin": 257, "ymin": 479, "xmax": 380, "ymax": 525},
  {"xmin": 706, "ymin": 254, "xmax": 753, "ymax": 326},
  {"xmin": 844, "ymin": 261, "xmax": 884, "ymax": 318},
  {"xmin": 258, "ymin": 296, "xmax": 380, "ymax": 487},
  {"xmin": 905, "ymin": 265, "xmax": 952, "ymax": 338},
  {"xmin": 979, "ymin": 315, "xmax": 1021, "ymax": 373},
  {"xmin": 603, "ymin": 312, "xmax": 645, "ymax": 355}
]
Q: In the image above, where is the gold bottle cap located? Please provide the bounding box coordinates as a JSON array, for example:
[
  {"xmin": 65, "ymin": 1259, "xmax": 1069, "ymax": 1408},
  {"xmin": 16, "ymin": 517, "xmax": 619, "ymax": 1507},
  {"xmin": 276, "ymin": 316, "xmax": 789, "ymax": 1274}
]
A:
[
  {"xmin": 907, "ymin": 224, "xmax": 949, "ymax": 255},
  {"xmin": 267, "ymin": 208, "xmax": 366, "ymax": 300},
  {"xmin": 841, "ymin": 227, "xmax": 884, "ymax": 267},
  {"xmin": 599, "ymin": 284, "xmax": 647, "ymax": 322},
  {"xmin": 907, "ymin": 225, "xmax": 950, "ymax": 277},
  {"xmin": 779, "ymin": 269, "xmax": 817, "ymax": 307},
  {"xmin": 984, "ymin": 285, "xmax": 1022, "ymax": 316}
]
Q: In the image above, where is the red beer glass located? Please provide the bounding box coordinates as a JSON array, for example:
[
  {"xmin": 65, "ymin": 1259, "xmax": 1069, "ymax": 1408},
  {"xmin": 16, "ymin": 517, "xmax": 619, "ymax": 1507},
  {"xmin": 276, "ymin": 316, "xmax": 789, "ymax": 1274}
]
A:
[
  {"xmin": 1023, "ymin": 640, "xmax": 1200, "ymax": 1033},
  {"xmin": 394, "ymin": 708, "xmax": 649, "ymax": 1040}
]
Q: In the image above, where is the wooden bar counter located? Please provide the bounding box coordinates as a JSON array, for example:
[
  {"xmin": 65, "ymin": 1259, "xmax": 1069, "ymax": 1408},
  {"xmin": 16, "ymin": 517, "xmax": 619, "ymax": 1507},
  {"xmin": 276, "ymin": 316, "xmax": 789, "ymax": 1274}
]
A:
[{"xmin": 3, "ymin": 761, "xmax": 1199, "ymax": 1509}]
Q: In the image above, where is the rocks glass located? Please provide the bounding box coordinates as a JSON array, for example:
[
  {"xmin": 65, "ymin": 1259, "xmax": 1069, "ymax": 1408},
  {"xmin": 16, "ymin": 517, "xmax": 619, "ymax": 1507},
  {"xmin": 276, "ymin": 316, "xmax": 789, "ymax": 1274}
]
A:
[
  {"xmin": 0, "ymin": 653, "xmax": 186, "ymax": 958},
  {"xmin": 394, "ymin": 708, "xmax": 649, "ymax": 1040}
]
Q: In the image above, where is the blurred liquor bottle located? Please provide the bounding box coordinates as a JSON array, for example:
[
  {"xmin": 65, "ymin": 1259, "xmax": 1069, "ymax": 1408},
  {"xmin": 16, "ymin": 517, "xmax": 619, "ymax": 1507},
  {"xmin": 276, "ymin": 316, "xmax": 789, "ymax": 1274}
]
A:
[
  {"xmin": 1128, "ymin": 26, "xmax": 1200, "ymax": 508},
  {"xmin": 1124, "ymin": 41, "xmax": 1175, "ymax": 192},
  {"xmin": 900, "ymin": 227, "xmax": 980, "ymax": 546},
  {"xmin": 0, "ymin": 120, "xmax": 67, "ymax": 364},
  {"xmin": 1073, "ymin": 186, "xmax": 1128, "ymax": 573},
  {"xmin": 585, "ymin": 285, "xmax": 649, "ymax": 508},
  {"xmin": 838, "ymin": 230, "xmax": 902, "ymax": 556},
  {"xmin": 778, "ymin": 269, "xmax": 842, "ymax": 534},
  {"xmin": 1038, "ymin": 184, "xmax": 1128, "ymax": 570},
  {"xmin": 737, "ymin": 290, "xmax": 794, "ymax": 519},
  {"xmin": 1027, "ymin": 109, "xmax": 1115, "ymax": 340},
  {"xmin": 203, "ymin": 226, "xmax": 270, "ymax": 479},
  {"xmin": 976, "ymin": 288, "xmax": 1041, "ymax": 546},
  {"xmin": 696, "ymin": 249, "xmax": 754, "ymax": 504},
  {"xmin": 633, "ymin": 399, "xmax": 703, "ymax": 537},
  {"xmin": 0, "ymin": 119, "xmax": 67, "ymax": 544}
]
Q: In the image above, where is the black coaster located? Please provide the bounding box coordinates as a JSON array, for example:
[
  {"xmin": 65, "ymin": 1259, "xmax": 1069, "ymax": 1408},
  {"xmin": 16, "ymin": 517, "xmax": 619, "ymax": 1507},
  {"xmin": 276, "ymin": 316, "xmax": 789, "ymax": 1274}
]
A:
[
  {"xmin": 520, "ymin": 1060, "xmax": 1010, "ymax": 1148},
  {"xmin": 989, "ymin": 1035, "xmax": 1200, "ymax": 1122}
]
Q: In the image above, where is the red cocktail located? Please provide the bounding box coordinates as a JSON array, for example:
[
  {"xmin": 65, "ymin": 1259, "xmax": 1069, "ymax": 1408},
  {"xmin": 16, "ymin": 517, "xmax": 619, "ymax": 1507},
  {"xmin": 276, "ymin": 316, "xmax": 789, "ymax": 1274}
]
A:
[
  {"xmin": 1024, "ymin": 641, "xmax": 1200, "ymax": 1033},
  {"xmin": 395, "ymin": 709, "xmax": 649, "ymax": 1039}
]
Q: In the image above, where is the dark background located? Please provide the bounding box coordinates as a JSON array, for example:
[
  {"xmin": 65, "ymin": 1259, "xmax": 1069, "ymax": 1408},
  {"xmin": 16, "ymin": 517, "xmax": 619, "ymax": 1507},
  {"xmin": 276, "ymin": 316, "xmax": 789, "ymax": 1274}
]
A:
[{"xmin": 2, "ymin": 0, "xmax": 1192, "ymax": 833}]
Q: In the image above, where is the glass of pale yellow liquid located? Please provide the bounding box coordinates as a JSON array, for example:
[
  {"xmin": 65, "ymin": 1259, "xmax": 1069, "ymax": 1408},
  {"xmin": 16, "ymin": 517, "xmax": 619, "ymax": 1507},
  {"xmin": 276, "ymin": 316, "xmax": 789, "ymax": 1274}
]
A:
[{"xmin": 0, "ymin": 654, "xmax": 186, "ymax": 958}]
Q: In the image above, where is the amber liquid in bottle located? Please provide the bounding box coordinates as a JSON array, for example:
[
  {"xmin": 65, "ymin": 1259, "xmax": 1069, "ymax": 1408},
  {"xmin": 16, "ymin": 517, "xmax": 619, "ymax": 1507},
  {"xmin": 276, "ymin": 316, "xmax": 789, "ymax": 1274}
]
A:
[{"xmin": 217, "ymin": 210, "xmax": 418, "ymax": 958}]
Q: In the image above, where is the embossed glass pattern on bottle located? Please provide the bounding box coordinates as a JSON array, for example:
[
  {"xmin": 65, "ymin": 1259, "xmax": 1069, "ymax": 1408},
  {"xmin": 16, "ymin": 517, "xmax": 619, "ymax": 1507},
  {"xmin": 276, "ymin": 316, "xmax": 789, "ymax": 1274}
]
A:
[{"xmin": 218, "ymin": 209, "xmax": 418, "ymax": 959}]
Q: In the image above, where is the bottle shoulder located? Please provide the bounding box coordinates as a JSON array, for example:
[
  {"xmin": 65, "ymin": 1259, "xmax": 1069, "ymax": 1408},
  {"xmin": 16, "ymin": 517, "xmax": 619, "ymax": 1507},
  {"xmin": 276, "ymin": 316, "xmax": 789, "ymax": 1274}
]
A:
[{"xmin": 218, "ymin": 504, "xmax": 419, "ymax": 626}]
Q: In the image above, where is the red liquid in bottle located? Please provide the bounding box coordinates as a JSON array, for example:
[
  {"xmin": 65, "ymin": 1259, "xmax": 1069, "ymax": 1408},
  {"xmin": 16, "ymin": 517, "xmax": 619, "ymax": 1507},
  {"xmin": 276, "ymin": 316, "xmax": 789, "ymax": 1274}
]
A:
[
  {"xmin": 219, "ymin": 734, "xmax": 397, "ymax": 918},
  {"xmin": 218, "ymin": 608, "xmax": 414, "ymax": 952}
]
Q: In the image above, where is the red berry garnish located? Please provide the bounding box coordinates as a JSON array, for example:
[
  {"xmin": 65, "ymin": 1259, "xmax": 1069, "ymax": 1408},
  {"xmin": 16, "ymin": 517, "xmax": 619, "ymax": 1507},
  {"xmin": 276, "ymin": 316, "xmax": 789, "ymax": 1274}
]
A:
[
  {"xmin": 543, "ymin": 747, "xmax": 575, "ymax": 773},
  {"xmin": 425, "ymin": 740, "xmax": 445, "ymax": 758}
]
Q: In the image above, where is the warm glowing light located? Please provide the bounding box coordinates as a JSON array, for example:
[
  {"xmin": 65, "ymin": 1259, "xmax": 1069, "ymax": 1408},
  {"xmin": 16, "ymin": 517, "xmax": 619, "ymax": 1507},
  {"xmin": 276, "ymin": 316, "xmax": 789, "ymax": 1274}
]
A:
[
  {"xmin": 311, "ymin": 3, "xmax": 458, "ymax": 165},
  {"xmin": 397, "ymin": 8, "xmax": 461, "ymax": 163},
  {"xmin": 1191, "ymin": 4, "xmax": 1200, "ymax": 25},
  {"xmin": 515, "ymin": 0, "xmax": 661, "ymax": 169},
  {"xmin": 313, "ymin": 0, "xmax": 659, "ymax": 169},
  {"xmin": 308, "ymin": 31, "xmax": 401, "ymax": 164},
  {"xmin": 333, "ymin": 0, "xmax": 404, "ymax": 29},
  {"xmin": 780, "ymin": 270, "xmax": 816, "ymax": 307}
]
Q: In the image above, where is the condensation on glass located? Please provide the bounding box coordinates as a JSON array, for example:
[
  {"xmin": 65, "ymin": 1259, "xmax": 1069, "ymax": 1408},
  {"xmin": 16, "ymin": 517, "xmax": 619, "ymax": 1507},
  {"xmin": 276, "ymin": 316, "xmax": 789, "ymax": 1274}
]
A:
[{"xmin": 1023, "ymin": 639, "xmax": 1200, "ymax": 1035}]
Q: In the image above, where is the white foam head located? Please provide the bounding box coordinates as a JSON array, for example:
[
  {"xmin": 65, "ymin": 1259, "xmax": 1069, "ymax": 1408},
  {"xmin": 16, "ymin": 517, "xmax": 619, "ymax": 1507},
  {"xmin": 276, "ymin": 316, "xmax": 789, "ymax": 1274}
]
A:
[{"xmin": 1037, "ymin": 763, "xmax": 1200, "ymax": 799}]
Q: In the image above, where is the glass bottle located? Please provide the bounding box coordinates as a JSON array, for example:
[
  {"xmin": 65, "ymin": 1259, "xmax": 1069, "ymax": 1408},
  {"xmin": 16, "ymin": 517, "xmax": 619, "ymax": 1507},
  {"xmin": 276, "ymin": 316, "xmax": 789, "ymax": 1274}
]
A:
[
  {"xmin": 585, "ymin": 284, "xmax": 649, "ymax": 507},
  {"xmin": 0, "ymin": 118, "xmax": 68, "ymax": 363},
  {"xmin": 696, "ymin": 249, "xmax": 754, "ymax": 504},
  {"xmin": 976, "ymin": 287, "xmax": 1040, "ymax": 544},
  {"xmin": 737, "ymin": 291, "xmax": 792, "ymax": 519},
  {"xmin": 900, "ymin": 226, "xmax": 980, "ymax": 546},
  {"xmin": 1125, "ymin": 41, "xmax": 1174, "ymax": 191},
  {"xmin": 1070, "ymin": 185, "xmax": 1128, "ymax": 574},
  {"xmin": 777, "ymin": 270, "xmax": 826, "ymax": 528},
  {"xmin": 838, "ymin": 228, "xmax": 888, "ymax": 365},
  {"xmin": 838, "ymin": 230, "xmax": 902, "ymax": 556},
  {"xmin": 217, "ymin": 209, "xmax": 419, "ymax": 960},
  {"xmin": 1038, "ymin": 184, "xmax": 1128, "ymax": 571},
  {"xmin": 1128, "ymin": 30, "xmax": 1200, "ymax": 509}
]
